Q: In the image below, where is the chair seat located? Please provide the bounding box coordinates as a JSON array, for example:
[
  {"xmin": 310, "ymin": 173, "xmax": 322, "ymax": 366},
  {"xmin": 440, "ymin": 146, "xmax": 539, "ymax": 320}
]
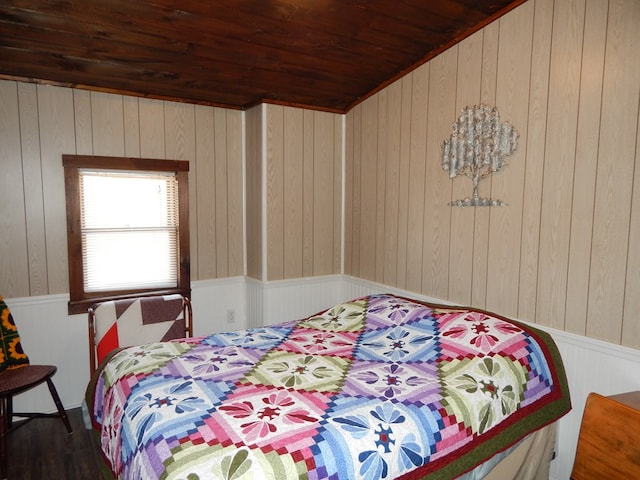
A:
[{"xmin": 0, "ymin": 365, "xmax": 57, "ymax": 397}]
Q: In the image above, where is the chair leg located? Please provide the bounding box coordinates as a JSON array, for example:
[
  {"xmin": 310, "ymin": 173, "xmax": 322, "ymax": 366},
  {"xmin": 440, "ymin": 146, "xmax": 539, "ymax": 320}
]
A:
[
  {"xmin": 4, "ymin": 397, "xmax": 11, "ymax": 431},
  {"xmin": 45, "ymin": 379, "xmax": 72, "ymax": 434},
  {"xmin": 1, "ymin": 396, "xmax": 7, "ymax": 480}
]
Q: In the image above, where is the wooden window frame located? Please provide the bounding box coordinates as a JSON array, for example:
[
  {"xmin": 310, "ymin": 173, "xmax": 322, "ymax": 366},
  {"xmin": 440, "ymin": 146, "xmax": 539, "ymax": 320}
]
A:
[{"xmin": 63, "ymin": 155, "xmax": 190, "ymax": 315}]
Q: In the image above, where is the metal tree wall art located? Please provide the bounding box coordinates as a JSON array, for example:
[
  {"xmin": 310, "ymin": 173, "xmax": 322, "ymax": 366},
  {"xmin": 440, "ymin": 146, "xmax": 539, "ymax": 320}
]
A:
[{"xmin": 441, "ymin": 104, "xmax": 518, "ymax": 206}]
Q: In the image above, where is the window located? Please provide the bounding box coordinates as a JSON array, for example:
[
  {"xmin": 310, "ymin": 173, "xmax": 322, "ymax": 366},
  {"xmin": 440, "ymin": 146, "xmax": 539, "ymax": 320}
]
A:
[{"xmin": 63, "ymin": 155, "xmax": 190, "ymax": 314}]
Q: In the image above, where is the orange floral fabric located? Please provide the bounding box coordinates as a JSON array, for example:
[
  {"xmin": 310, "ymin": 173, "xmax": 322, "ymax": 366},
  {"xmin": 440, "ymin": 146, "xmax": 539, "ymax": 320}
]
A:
[{"xmin": 0, "ymin": 296, "xmax": 30, "ymax": 371}]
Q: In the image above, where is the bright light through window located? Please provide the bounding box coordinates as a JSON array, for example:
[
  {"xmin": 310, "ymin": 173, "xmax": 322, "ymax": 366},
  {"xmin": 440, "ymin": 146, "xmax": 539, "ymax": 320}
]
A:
[{"xmin": 80, "ymin": 170, "xmax": 179, "ymax": 292}]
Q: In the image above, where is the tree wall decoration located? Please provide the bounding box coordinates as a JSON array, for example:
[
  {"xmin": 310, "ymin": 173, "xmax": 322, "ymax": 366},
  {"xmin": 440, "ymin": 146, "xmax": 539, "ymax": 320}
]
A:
[{"xmin": 441, "ymin": 104, "xmax": 518, "ymax": 206}]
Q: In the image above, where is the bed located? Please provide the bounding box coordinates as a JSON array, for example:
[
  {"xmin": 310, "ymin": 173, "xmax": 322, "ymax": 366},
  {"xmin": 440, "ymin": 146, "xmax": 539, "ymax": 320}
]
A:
[{"xmin": 85, "ymin": 293, "xmax": 571, "ymax": 479}]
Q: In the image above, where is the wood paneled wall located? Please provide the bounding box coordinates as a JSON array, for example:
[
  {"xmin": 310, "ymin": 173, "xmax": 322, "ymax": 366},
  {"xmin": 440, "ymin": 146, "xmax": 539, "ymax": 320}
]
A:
[
  {"xmin": 345, "ymin": 0, "xmax": 640, "ymax": 348},
  {"xmin": 2, "ymin": 0, "xmax": 638, "ymax": 354},
  {"xmin": 0, "ymin": 82, "xmax": 244, "ymax": 298},
  {"xmin": 245, "ymin": 105, "xmax": 263, "ymax": 280},
  {"xmin": 264, "ymin": 104, "xmax": 342, "ymax": 280}
]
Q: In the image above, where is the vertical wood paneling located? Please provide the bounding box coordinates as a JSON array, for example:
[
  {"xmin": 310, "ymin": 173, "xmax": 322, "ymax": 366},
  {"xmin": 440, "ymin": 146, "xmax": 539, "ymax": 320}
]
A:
[
  {"xmin": 486, "ymin": 2, "xmax": 533, "ymax": 317},
  {"xmin": 283, "ymin": 107, "xmax": 304, "ymax": 278},
  {"xmin": 359, "ymin": 99, "xmax": 379, "ymax": 280},
  {"xmin": 333, "ymin": 115, "xmax": 342, "ymax": 274},
  {"xmin": 214, "ymin": 108, "xmax": 230, "ymax": 277},
  {"xmin": 395, "ymin": 74, "xmax": 413, "ymax": 290},
  {"xmin": 245, "ymin": 105, "xmax": 263, "ymax": 280},
  {"xmin": 588, "ymin": 0, "xmax": 640, "ymax": 344},
  {"xmin": 226, "ymin": 110, "xmax": 244, "ymax": 277},
  {"xmin": 374, "ymin": 88, "xmax": 388, "ymax": 284},
  {"xmin": 472, "ymin": 21, "xmax": 500, "ymax": 309},
  {"xmin": 266, "ymin": 105, "xmax": 284, "ymax": 280},
  {"xmin": 344, "ymin": 111, "xmax": 355, "ymax": 275},
  {"xmin": 405, "ymin": 68, "xmax": 429, "ymax": 293},
  {"xmin": 536, "ymin": 0, "xmax": 585, "ymax": 330},
  {"xmin": 565, "ymin": 0, "xmax": 608, "ymax": 335},
  {"xmin": 313, "ymin": 111, "xmax": 336, "ymax": 275},
  {"xmin": 0, "ymin": 79, "xmax": 246, "ymax": 299},
  {"xmin": 449, "ymin": 32, "xmax": 483, "ymax": 305},
  {"xmin": 381, "ymin": 82, "xmax": 400, "ymax": 286},
  {"xmin": 91, "ymin": 92, "xmax": 125, "ymax": 156},
  {"xmin": 302, "ymin": 109, "xmax": 315, "ymax": 277},
  {"xmin": 37, "ymin": 85, "xmax": 76, "ymax": 294},
  {"xmin": 165, "ymin": 102, "xmax": 198, "ymax": 279},
  {"xmin": 165, "ymin": 102, "xmax": 195, "ymax": 162},
  {"xmin": 344, "ymin": 0, "xmax": 640, "ymax": 350},
  {"xmin": 624, "ymin": 105, "xmax": 640, "ymax": 348},
  {"xmin": 349, "ymin": 105, "xmax": 362, "ymax": 276},
  {"xmin": 518, "ymin": 0, "xmax": 553, "ymax": 323},
  {"xmin": 18, "ymin": 83, "xmax": 48, "ymax": 296},
  {"xmin": 0, "ymin": 82, "xmax": 29, "ymax": 295},
  {"xmin": 195, "ymin": 105, "xmax": 217, "ymax": 279},
  {"xmin": 138, "ymin": 99, "xmax": 165, "ymax": 158},
  {"xmin": 2, "ymin": 0, "xmax": 639, "ymax": 356},
  {"xmin": 73, "ymin": 89, "xmax": 93, "ymax": 155},
  {"xmin": 422, "ymin": 48, "xmax": 456, "ymax": 299},
  {"xmin": 260, "ymin": 105, "xmax": 342, "ymax": 280},
  {"xmin": 122, "ymin": 96, "xmax": 141, "ymax": 157}
]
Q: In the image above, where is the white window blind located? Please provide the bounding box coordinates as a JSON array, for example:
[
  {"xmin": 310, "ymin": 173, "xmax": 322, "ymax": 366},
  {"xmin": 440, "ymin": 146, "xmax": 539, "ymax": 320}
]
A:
[{"xmin": 80, "ymin": 169, "xmax": 179, "ymax": 292}]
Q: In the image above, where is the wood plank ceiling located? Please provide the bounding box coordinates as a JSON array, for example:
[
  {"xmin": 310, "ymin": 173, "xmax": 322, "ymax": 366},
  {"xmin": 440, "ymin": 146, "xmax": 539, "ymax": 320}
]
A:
[{"xmin": 0, "ymin": 0, "xmax": 525, "ymax": 113}]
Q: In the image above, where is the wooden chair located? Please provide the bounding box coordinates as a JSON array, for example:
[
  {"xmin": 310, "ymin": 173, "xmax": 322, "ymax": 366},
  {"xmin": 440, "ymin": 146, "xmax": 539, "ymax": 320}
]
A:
[
  {"xmin": 88, "ymin": 293, "xmax": 193, "ymax": 375},
  {"xmin": 0, "ymin": 297, "xmax": 72, "ymax": 480}
]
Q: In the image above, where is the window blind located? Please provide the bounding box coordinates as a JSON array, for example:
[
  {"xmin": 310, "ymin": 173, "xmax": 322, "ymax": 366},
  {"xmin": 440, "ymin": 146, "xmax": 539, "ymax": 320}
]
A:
[{"xmin": 79, "ymin": 170, "xmax": 179, "ymax": 292}]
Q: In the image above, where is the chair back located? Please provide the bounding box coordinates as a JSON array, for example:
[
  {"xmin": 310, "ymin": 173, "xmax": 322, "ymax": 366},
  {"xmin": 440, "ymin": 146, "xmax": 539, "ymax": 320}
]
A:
[{"xmin": 88, "ymin": 293, "xmax": 192, "ymax": 374}]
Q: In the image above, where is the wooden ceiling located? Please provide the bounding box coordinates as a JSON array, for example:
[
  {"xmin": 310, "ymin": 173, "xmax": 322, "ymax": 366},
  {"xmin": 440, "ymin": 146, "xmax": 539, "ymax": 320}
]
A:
[{"xmin": 0, "ymin": 0, "xmax": 525, "ymax": 113}]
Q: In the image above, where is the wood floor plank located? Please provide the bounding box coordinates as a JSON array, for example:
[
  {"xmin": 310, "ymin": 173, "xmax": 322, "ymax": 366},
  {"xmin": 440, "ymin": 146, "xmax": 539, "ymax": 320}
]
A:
[{"xmin": 7, "ymin": 407, "xmax": 100, "ymax": 480}]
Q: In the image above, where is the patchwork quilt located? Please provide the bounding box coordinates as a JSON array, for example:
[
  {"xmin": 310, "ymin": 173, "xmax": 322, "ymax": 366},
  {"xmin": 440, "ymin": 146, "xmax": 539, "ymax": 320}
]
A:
[{"xmin": 86, "ymin": 294, "xmax": 571, "ymax": 480}]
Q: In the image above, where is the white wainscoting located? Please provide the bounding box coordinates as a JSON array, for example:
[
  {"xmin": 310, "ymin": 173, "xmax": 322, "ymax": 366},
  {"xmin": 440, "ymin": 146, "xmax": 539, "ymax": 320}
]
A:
[
  {"xmin": 8, "ymin": 274, "xmax": 640, "ymax": 480},
  {"xmin": 245, "ymin": 276, "xmax": 265, "ymax": 329},
  {"xmin": 190, "ymin": 276, "xmax": 247, "ymax": 335},
  {"xmin": 259, "ymin": 274, "xmax": 344, "ymax": 326}
]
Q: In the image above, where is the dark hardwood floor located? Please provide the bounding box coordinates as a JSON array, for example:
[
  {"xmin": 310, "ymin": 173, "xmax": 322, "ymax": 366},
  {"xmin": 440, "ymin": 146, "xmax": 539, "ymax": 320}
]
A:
[{"xmin": 6, "ymin": 407, "xmax": 101, "ymax": 479}]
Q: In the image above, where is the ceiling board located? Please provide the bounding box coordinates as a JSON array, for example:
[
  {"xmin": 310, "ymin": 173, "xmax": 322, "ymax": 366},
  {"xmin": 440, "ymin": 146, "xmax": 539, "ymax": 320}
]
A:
[{"xmin": 0, "ymin": 0, "xmax": 525, "ymax": 112}]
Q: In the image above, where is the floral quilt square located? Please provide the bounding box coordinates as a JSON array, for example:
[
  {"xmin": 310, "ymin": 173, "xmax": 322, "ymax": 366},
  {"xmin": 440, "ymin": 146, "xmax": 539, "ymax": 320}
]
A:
[
  {"xmin": 355, "ymin": 317, "xmax": 440, "ymax": 363},
  {"xmin": 298, "ymin": 298, "xmax": 367, "ymax": 332},
  {"xmin": 202, "ymin": 326, "xmax": 292, "ymax": 350},
  {"xmin": 439, "ymin": 355, "xmax": 528, "ymax": 435},
  {"xmin": 158, "ymin": 442, "xmax": 305, "ymax": 480},
  {"xmin": 103, "ymin": 341, "xmax": 194, "ymax": 386},
  {"xmin": 243, "ymin": 350, "xmax": 351, "ymax": 392},
  {"xmin": 366, "ymin": 295, "xmax": 436, "ymax": 329},
  {"xmin": 436, "ymin": 310, "xmax": 526, "ymax": 360},
  {"xmin": 160, "ymin": 344, "xmax": 263, "ymax": 382},
  {"xmin": 112, "ymin": 375, "xmax": 221, "ymax": 467},
  {"xmin": 342, "ymin": 361, "xmax": 441, "ymax": 405},
  {"xmin": 206, "ymin": 384, "xmax": 330, "ymax": 453},
  {"xmin": 277, "ymin": 327, "xmax": 359, "ymax": 357},
  {"xmin": 314, "ymin": 398, "xmax": 434, "ymax": 480}
]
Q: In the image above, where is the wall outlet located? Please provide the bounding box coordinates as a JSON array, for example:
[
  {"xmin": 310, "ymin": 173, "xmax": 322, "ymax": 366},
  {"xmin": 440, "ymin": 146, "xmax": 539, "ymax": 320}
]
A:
[{"xmin": 227, "ymin": 308, "xmax": 235, "ymax": 324}]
